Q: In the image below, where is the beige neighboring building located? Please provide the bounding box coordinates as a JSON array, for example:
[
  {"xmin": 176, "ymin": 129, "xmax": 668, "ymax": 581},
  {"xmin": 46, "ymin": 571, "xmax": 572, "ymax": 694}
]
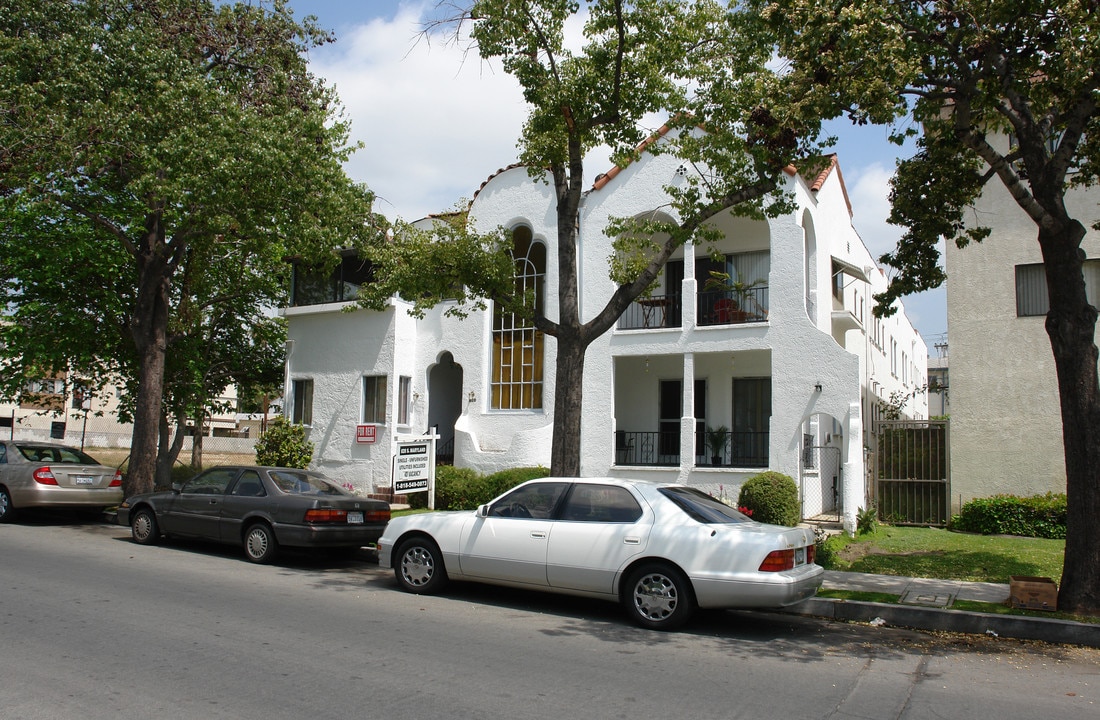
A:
[{"xmin": 946, "ymin": 137, "xmax": 1100, "ymax": 508}]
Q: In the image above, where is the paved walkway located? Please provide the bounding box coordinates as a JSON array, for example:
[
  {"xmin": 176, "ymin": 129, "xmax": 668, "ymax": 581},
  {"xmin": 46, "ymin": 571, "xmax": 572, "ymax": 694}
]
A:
[{"xmin": 823, "ymin": 570, "xmax": 1010, "ymax": 607}]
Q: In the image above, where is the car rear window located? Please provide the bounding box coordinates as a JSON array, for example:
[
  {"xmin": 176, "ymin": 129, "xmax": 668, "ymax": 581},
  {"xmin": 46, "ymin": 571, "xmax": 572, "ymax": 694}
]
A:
[
  {"xmin": 16, "ymin": 444, "xmax": 99, "ymax": 464},
  {"xmin": 659, "ymin": 486, "xmax": 753, "ymax": 524},
  {"xmin": 269, "ymin": 470, "xmax": 344, "ymax": 496}
]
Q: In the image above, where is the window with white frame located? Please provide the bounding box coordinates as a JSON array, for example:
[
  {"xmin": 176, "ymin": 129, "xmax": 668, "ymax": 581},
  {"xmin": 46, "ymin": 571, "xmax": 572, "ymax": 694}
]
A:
[
  {"xmin": 362, "ymin": 375, "xmax": 387, "ymax": 424},
  {"xmin": 397, "ymin": 376, "xmax": 411, "ymax": 425},
  {"xmin": 292, "ymin": 379, "xmax": 313, "ymax": 425},
  {"xmin": 1016, "ymin": 260, "xmax": 1100, "ymax": 317}
]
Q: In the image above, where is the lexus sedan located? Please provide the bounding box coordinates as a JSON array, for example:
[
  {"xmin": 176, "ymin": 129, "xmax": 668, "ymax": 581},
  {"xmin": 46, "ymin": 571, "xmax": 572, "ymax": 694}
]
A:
[
  {"xmin": 118, "ymin": 466, "xmax": 390, "ymax": 563},
  {"xmin": 378, "ymin": 477, "xmax": 823, "ymax": 630},
  {"xmin": 0, "ymin": 441, "xmax": 123, "ymax": 522}
]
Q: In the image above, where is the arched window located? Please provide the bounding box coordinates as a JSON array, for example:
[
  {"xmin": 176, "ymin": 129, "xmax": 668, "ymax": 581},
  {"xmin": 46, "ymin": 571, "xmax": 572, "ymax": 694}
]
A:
[{"xmin": 491, "ymin": 226, "xmax": 545, "ymax": 410}]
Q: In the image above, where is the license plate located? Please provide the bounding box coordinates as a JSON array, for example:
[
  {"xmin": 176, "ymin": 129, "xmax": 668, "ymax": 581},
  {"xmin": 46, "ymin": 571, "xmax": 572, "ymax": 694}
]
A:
[
  {"xmin": 794, "ymin": 547, "xmax": 806, "ymax": 565},
  {"xmin": 347, "ymin": 511, "xmax": 364, "ymax": 524},
  {"xmin": 73, "ymin": 476, "xmax": 94, "ymax": 485}
]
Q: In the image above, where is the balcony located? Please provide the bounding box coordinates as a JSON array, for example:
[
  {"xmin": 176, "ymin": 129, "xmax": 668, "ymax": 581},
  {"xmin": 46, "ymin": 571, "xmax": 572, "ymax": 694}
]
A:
[
  {"xmin": 615, "ymin": 429, "xmax": 769, "ymax": 467},
  {"xmin": 618, "ymin": 293, "xmax": 683, "ymax": 330},
  {"xmin": 698, "ymin": 287, "xmax": 768, "ymax": 326}
]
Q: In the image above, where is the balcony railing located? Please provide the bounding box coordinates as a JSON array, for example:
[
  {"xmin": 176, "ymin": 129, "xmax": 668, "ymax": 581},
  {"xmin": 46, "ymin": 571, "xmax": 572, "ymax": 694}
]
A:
[
  {"xmin": 698, "ymin": 287, "xmax": 768, "ymax": 326},
  {"xmin": 617, "ymin": 293, "xmax": 682, "ymax": 330},
  {"xmin": 615, "ymin": 429, "xmax": 768, "ymax": 467},
  {"xmin": 701, "ymin": 429, "xmax": 769, "ymax": 467}
]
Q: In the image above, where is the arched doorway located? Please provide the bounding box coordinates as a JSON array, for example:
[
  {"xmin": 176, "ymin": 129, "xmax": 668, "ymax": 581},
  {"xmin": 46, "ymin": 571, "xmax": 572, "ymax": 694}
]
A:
[{"xmin": 427, "ymin": 352, "xmax": 463, "ymax": 464}]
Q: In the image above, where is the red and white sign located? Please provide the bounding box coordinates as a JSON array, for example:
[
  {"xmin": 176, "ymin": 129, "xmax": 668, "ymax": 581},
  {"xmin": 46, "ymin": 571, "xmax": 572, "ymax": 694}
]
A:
[{"xmin": 355, "ymin": 424, "xmax": 377, "ymax": 444}]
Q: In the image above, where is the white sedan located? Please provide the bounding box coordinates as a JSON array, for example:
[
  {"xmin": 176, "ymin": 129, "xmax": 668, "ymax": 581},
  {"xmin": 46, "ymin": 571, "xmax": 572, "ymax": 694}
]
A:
[{"xmin": 378, "ymin": 477, "xmax": 823, "ymax": 630}]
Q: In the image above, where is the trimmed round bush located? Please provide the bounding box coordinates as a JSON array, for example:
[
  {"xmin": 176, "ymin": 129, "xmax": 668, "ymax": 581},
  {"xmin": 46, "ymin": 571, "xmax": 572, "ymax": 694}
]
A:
[
  {"xmin": 737, "ymin": 471, "xmax": 800, "ymax": 527},
  {"xmin": 254, "ymin": 417, "xmax": 314, "ymax": 468}
]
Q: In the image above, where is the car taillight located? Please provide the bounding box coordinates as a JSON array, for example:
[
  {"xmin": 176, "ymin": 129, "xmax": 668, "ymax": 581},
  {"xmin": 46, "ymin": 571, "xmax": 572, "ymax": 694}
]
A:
[
  {"xmin": 304, "ymin": 508, "xmax": 349, "ymax": 523},
  {"xmin": 110, "ymin": 469, "xmax": 122, "ymax": 487},
  {"xmin": 759, "ymin": 549, "xmax": 795, "ymax": 572},
  {"xmin": 806, "ymin": 543, "xmax": 816, "ymax": 565},
  {"xmin": 33, "ymin": 467, "xmax": 58, "ymax": 485},
  {"xmin": 366, "ymin": 509, "xmax": 391, "ymax": 523}
]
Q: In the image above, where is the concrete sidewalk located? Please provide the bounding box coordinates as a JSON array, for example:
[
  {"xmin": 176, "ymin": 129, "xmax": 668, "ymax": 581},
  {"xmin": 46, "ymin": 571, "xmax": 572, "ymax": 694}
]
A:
[{"xmin": 779, "ymin": 570, "xmax": 1100, "ymax": 648}]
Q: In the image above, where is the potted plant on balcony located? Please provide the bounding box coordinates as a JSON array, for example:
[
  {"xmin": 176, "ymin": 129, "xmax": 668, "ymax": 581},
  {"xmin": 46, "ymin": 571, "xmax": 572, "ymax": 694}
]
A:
[
  {"xmin": 703, "ymin": 270, "xmax": 767, "ymax": 322},
  {"xmin": 706, "ymin": 425, "xmax": 729, "ymax": 466}
]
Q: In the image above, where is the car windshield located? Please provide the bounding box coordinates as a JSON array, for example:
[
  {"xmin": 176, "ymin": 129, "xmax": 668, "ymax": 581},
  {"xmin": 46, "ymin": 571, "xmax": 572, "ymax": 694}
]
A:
[
  {"xmin": 16, "ymin": 444, "xmax": 99, "ymax": 464},
  {"xmin": 269, "ymin": 470, "xmax": 345, "ymax": 496},
  {"xmin": 659, "ymin": 486, "xmax": 753, "ymax": 524}
]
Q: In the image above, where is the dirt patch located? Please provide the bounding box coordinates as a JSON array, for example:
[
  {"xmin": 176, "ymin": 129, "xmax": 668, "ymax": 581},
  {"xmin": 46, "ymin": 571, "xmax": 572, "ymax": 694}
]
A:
[{"xmin": 839, "ymin": 543, "xmax": 946, "ymax": 562}]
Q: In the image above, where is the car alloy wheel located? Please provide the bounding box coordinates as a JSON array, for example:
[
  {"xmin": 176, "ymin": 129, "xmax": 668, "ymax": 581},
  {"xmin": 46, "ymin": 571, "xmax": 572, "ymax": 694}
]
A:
[
  {"xmin": 244, "ymin": 523, "xmax": 278, "ymax": 564},
  {"xmin": 395, "ymin": 537, "xmax": 447, "ymax": 594},
  {"xmin": 624, "ymin": 563, "xmax": 693, "ymax": 631},
  {"xmin": 0, "ymin": 487, "xmax": 13, "ymax": 523}
]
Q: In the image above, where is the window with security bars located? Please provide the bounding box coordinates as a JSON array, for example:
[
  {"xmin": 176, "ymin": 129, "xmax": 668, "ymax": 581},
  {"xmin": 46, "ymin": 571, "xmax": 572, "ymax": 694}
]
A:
[
  {"xmin": 491, "ymin": 226, "xmax": 545, "ymax": 410},
  {"xmin": 1016, "ymin": 261, "xmax": 1100, "ymax": 317}
]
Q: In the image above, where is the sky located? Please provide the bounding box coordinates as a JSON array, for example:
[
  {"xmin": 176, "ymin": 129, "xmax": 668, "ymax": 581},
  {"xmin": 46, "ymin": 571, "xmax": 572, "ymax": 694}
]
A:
[{"xmin": 283, "ymin": 0, "xmax": 947, "ymax": 345}]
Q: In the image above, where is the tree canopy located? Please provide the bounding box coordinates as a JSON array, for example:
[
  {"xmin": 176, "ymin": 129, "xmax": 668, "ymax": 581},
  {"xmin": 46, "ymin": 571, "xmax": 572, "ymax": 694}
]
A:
[
  {"xmin": 748, "ymin": 0, "xmax": 1100, "ymax": 614},
  {"xmin": 360, "ymin": 0, "xmax": 837, "ymax": 476},
  {"xmin": 0, "ymin": 0, "xmax": 379, "ymax": 494}
]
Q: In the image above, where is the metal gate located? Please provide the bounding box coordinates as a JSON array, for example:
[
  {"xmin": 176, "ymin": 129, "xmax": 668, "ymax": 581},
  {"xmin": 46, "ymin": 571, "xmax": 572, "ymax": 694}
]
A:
[
  {"xmin": 801, "ymin": 445, "xmax": 842, "ymax": 521},
  {"xmin": 873, "ymin": 420, "xmax": 950, "ymax": 525}
]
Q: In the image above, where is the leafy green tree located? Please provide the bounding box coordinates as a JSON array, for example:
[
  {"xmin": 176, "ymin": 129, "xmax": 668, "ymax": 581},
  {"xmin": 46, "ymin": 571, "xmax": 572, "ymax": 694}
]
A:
[
  {"xmin": 0, "ymin": 0, "xmax": 377, "ymax": 496},
  {"xmin": 361, "ymin": 0, "xmax": 835, "ymax": 476},
  {"xmin": 749, "ymin": 0, "xmax": 1100, "ymax": 614}
]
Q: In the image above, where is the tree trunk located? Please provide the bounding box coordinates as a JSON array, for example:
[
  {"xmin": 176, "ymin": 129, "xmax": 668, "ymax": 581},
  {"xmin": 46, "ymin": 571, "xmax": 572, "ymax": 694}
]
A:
[
  {"xmin": 550, "ymin": 333, "xmax": 586, "ymax": 476},
  {"xmin": 124, "ymin": 221, "xmax": 173, "ymax": 498},
  {"xmin": 1040, "ymin": 220, "xmax": 1100, "ymax": 615}
]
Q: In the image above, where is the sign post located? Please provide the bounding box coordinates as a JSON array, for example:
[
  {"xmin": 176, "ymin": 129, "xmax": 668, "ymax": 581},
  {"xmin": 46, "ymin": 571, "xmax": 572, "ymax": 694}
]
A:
[{"xmin": 392, "ymin": 434, "xmax": 437, "ymax": 510}]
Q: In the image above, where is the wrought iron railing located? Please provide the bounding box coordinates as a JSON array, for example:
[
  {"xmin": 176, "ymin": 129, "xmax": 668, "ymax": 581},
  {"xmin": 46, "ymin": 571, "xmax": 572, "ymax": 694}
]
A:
[
  {"xmin": 698, "ymin": 287, "xmax": 768, "ymax": 326},
  {"xmin": 617, "ymin": 293, "xmax": 683, "ymax": 330},
  {"xmin": 615, "ymin": 429, "xmax": 768, "ymax": 467}
]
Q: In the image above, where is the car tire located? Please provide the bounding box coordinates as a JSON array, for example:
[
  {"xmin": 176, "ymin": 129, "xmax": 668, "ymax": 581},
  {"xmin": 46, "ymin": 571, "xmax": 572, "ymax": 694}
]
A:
[
  {"xmin": 131, "ymin": 507, "xmax": 160, "ymax": 545},
  {"xmin": 244, "ymin": 522, "xmax": 278, "ymax": 564},
  {"xmin": 0, "ymin": 486, "xmax": 14, "ymax": 524},
  {"xmin": 395, "ymin": 536, "xmax": 448, "ymax": 594},
  {"xmin": 622, "ymin": 562, "xmax": 694, "ymax": 631}
]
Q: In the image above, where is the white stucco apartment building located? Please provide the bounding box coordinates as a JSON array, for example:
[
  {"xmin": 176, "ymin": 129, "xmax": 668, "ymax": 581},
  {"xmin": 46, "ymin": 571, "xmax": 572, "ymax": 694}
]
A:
[
  {"xmin": 946, "ymin": 136, "xmax": 1100, "ymax": 506},
  {"xmin": 282, "ymin": 136, "xmax": 927, "ymax": 532}
]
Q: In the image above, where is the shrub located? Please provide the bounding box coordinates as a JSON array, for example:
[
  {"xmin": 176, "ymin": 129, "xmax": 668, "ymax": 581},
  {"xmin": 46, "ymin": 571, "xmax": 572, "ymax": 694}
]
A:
[
  {"xmin": 407, "ymin": 466, "xmax": 548, "ymax": 510},
  {"xmin": 950, "ymin": 493, "xmax": 1067, "ymax": 539},
  {"xmin": 254, "ymin": 417, "xmax": 314, "ymax": 469},
  {"xmin": 856, "ymin": 504, "xmax": 878, "ymax": 535},
  {"xmin": 737, "ymin": 471, "xmax": 800, "ymax": 527},
  {"xmin": 813, "ymin": 527, "xmax": 839, "ymax": 568}
]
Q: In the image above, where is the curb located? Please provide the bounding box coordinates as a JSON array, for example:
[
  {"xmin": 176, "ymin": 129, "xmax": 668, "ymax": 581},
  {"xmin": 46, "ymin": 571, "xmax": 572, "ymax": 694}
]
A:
[{"xmin": 781, "ymin": 597, "xmax": 1100, "ymax": 648}]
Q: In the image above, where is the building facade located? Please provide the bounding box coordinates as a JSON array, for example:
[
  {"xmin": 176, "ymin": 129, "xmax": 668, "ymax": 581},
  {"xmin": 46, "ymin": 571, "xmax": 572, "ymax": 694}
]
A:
[
  {"xmin": 283, "ymin": 139, "xmax": 927, "ymax": 532},
  {"xmin": 946, "ymin": 137, "xmax": 1100, "ymax": 506}
]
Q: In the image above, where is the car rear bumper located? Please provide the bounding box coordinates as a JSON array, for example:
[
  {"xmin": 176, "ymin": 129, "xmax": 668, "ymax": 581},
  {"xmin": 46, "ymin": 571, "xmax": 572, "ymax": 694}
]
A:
[
  {"xmin": 691, "ymin": 564, "xmax": 825, "ymax": 609},
  {"xmin": 274, "ymin": 523, "xmax": 387, "ymax": 549},
  {"xmin": 10, "ymin": 485, "xmax": 123, "ymax": 510}
]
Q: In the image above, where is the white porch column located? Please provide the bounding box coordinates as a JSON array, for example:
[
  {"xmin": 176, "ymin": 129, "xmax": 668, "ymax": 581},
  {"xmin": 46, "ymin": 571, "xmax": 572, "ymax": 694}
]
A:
[
  {"xmin": 842, "ymin": 400, "xmax": 865, "ymax": 535},
  {"xmin": 680, "ymin": 352, "xmax": 697, "ymax": 482}
]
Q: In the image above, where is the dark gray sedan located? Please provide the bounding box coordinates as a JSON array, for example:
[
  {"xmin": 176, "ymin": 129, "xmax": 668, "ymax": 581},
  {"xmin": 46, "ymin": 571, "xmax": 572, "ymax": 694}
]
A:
[
  {"xmin": 0, "ymin": 441, "xmax": 123, "ymax": 522},
  {"xmin": 117, "ymin": 466, "xmax": 390, "ymax": 563}
]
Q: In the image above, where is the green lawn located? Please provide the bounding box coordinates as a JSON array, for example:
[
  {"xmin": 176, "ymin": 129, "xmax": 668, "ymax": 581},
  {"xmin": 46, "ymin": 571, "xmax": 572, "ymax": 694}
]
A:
[{"xmin": 821, "ymin": 525, "xmax": 1064, "ymax": 584}]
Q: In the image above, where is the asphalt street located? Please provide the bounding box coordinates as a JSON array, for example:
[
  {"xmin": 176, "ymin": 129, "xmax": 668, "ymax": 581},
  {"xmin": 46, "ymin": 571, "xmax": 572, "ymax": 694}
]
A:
[{"xmin": 1, "ymin": 514, "xmax": 1097, "ymax": 720}]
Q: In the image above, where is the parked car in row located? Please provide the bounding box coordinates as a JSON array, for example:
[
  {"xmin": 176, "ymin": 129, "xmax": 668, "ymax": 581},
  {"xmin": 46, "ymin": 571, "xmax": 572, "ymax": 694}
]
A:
[
  {"xmin": 117, "ymin": 466, "xmax": 390, "ymax": 564},
  {"xmin": 378, "ymin": 476, "xmax": 823, "ymax": 630},
  {"xmin": 0, "ymin": 441, "xmax": 123, "ymax": 522}
]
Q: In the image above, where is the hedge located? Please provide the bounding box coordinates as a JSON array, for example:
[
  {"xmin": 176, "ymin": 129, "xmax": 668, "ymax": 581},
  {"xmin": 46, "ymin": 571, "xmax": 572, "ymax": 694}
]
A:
[{"xmin": 950, "ymin": 493, "xmax": 1067, "ymax": 539}]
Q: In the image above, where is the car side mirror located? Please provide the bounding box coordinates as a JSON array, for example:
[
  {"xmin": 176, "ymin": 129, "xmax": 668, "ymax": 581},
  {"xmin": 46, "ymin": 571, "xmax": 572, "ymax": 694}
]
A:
[{"xmin": 476, "ymin": 504, "xmax": 489, "ymax": 518}]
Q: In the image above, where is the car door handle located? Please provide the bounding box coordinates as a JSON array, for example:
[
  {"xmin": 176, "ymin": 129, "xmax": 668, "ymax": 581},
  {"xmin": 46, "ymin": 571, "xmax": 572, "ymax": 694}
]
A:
[
  {"xmin": 624, "ymin": 537, "xmax": 641, "ymax": 545},
  {"xmin": 530, "ymin": 531, "xmax": 547, "ymax": 539}
]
